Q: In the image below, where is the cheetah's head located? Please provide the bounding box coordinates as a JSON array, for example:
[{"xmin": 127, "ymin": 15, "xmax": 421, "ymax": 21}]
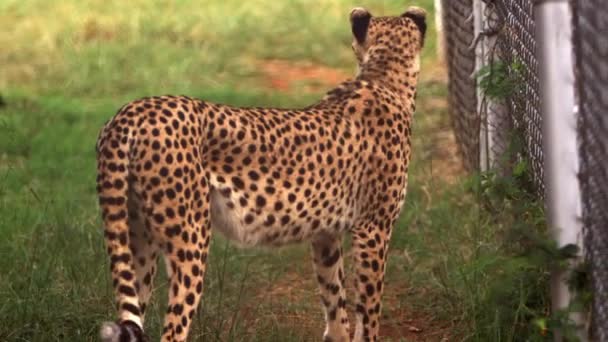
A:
[{"xmin": 350, "ymin": 6, "xmax": 426, "ymax": 70}]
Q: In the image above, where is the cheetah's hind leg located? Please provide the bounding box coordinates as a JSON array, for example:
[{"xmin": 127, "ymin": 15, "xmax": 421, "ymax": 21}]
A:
[
  {"xmin": 97, "ymin": 149, "xmax": 148, "ymax": 341},
  {"xmin": 311, "ymin": 233, "xmax": 350, "ymax": 342}
]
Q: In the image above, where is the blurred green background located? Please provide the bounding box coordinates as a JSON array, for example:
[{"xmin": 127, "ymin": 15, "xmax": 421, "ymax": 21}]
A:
[{"xmin": 2, "ymin": 1, "xmax": 535, "ymax": 341}]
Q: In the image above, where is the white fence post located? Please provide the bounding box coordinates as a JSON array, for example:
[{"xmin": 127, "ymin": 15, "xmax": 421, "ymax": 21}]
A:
[
  {"xmin": 535, "ymin": 1, "xmax": 587, "ymax": 340},
  {"xmin": 434, "ymin": 0, "xmax": 445, "ymax": 64},
  {"xmin": 474, "ymin": 1, "xmax": 507, "ymax": 172},
  {"xmin": 473, "ymin": 0, "xmax": 489, "ymax": 172}
]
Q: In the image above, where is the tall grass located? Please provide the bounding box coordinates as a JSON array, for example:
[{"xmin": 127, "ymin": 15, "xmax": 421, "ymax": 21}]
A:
[{"xmin": 391, "ymin": 169, "xmax": 552, "ymax": 341}]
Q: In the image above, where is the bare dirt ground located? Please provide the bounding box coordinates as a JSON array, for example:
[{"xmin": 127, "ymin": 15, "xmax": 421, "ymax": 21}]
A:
[
  {"xmin": 245, "ymin": 264, "xmax": 455, "ymax": 341},
  {"xmin": 258, "ymin": 59, "xmax": 352, "ymax": 93}
]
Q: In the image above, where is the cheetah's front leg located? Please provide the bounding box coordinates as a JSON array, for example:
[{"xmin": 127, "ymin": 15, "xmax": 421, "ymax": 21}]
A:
[
  {"xmin": 351, "ymin": 219, "xmax": 394, "ymax": 342},
  {"xmin": 311, "ymin": 233, "xmax": 350, "ymax": 342},
  {"xmin": 160, "ymin": 239, "xmax": 209, "ymax": 342}
]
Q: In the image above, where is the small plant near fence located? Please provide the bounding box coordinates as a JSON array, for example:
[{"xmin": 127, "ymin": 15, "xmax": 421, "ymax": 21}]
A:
[
  {"xmin": 475, "ymin": 164, "xmax": 588, "ymax": 341},
  {"xmin": 477, "ymin": 54, "xmax": 590, "ymax": 339}
]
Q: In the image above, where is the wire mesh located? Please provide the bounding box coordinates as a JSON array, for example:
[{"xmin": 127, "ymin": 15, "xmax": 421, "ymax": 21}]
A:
[
  {"xmin": 489, "ymin": 0, "xmax": 543, "ymax": 196},
  {"xmin": 442, "ymin": 0, "xmax": 544, "ymax": 196},
  {"xmin": 441, "ymin": 0, "xmax": 479, "ymax": 171},
  {"xmin": 572, "ymin": 0, "xmax": 608, "ymax": 339}
]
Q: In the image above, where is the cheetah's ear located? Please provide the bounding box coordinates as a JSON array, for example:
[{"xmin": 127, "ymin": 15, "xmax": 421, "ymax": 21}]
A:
[
  {"xmin": 350, "ymin": 7, "xmax": 372, "ymax": 44},
  {"xmin": 402, "ymin": 6, "xmax": 427, "ymax": 45}
]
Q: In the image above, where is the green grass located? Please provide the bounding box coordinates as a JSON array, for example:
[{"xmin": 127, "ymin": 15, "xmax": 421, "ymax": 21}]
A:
[
  {"xmin": 1, "ymin": 1, "xmax": 552, "ymax": 341},
  {"xmin": 0, "ymin": 0, "xmax": 437, "ymax": 100}
]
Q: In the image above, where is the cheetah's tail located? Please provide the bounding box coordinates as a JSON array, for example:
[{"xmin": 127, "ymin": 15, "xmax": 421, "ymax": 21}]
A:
[{"xmin": 96, "ymin": 122, "xmax": 146, "ymax": 342}]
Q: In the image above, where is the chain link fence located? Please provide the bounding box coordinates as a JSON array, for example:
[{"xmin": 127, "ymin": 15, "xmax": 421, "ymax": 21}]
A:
[
  {"xmin": 441, "ymin": 0, "xmax": 479, "ymax": 171},
  {"xmin": 442, "ymin": 0, "xmax": 544, "ymax": 197},
  {"xmin": 490, "ymin": 0, "xmax": 544, "ymax": 196},
  {"xmin": 572, "ymin": 0, "xmax": 608, "ymax": 339},
  {"xmin": 443, "ymin": 0, "xmax": 608, "ymax": 338}
]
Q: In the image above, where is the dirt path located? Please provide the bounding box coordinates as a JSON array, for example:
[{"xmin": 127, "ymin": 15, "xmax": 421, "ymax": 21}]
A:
[
  {"xmin": 246, "ymin": 264, "xmax": 455, "ymax": 341},
  {"xmin": 258, "ymin": 59, "xmax": 352, "ymax": 93}
]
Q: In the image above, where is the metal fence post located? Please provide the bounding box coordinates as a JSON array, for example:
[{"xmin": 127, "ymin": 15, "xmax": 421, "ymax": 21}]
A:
[
  {"xmin": 474, "ymin": 0, "xmax": 508, "ymax": 173},
  {"xmin": 473, "ymin": 0, "xmax": 488, "ymax": 172},
  {"xmin": 435, "ymin": 0, "xmax": 445, "ymax": 63},
  {"xmin": 535, "ymin": 1, "xmax": 587, "ymax": 340}
]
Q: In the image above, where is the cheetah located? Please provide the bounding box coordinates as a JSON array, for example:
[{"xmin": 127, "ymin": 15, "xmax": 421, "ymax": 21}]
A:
[{"xmin": 96, "ymin": 6, "xmax": 426, "ymax": 342}]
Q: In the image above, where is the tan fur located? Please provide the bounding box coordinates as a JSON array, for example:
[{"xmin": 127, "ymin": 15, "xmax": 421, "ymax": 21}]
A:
[{"xmin": 96, "ymin": 7, "xmax": 425, "ymax": 342}]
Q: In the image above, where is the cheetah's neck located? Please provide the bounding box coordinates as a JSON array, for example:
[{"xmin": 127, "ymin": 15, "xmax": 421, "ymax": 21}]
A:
[{"xmin": 357, "ymin": 48, "xmax": 420, "ymax": 106}]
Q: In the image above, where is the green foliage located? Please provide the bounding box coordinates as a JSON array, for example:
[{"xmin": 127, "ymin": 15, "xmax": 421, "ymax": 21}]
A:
[
  {"xmin": 470, "ymin": 165, "xmax": 555, "ymax": 341},
  {"xmin": 476, "ymin": 61, "xmax": 524, "ymax": 101},
  {"xmin": 472, "ymin": 49, "xmax": 592, "ymax": 342},
  {"xmin": 477, "ymin": 165, "xmax": 556, "ymax": 341},
  {"xmin": 394, "ymin": 151, "xmax": 589, "ymax": 341}
]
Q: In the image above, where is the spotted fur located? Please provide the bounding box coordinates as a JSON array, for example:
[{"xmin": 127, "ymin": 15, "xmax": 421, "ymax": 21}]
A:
[{"xmin": 96, "ymin": 6, "xmax": 425, "ymax": 342}]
